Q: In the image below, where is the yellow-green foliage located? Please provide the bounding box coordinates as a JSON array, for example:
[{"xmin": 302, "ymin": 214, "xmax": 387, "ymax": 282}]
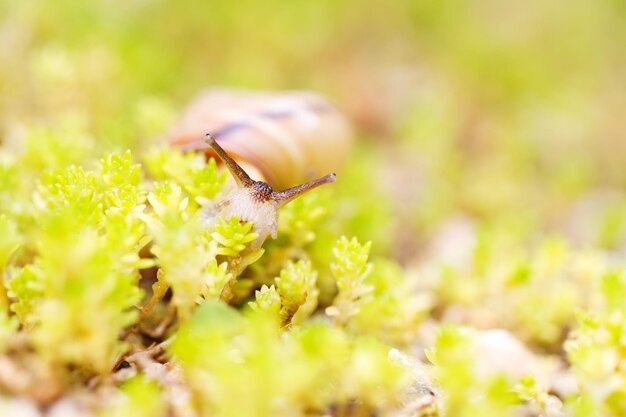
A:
[
  {"xmin": 0, "ymin": 216, "xmax": 23, "ymax": 350},
  {"xmin": 278, "ymin": 189, "xmax": 331, "ymax": 247},
  {"xmin": 144, "ymin": 148, "xmax": 226, "ymax": 202},
  {"xmin": 1, "ymin": 0, "xmax": 626, "ymax": 416},
  {"xmin": 20, "ymin": 152, "xmax": 147, "ymax": 372},
  {"xmin": 326, "ymin": 237, "xmax": 373, "ymax": 325},
  {"xmin": 99, "ymin": 376, "xmax": 166, "ymax": 417},
  {"xmin": 426, "ymin": 326, "xmax": 519, "ymax": 417},
  {"xmin": 171, "ymin": 301, "xmax": 408, "ymax": 417},
  {"xmin": 565, "ymin": 269, "xmax": 626, "ymax": 416},
  {"xmin": 248, "ymin": 284, "xmax": 281, "ymax": 317},
  {"xmin": 0, "ymin": 216, "xmax": 19, "ymax": 351},
  {"xmin": 275, "ymin": 260, "xmax": 313, "ymax": 326},
  {"xmin": 7, "ymin": 265, "xmax": 43, "ymax": 329},
  {"xmin": 433, "ymin": 232, "xmax": 608, "ymax": 349},
  {"xmin": 145, "ymin": 180, "xmax": 213, "ymax": 321},
  {"xmin": 347, "ymin": 259, "xmax": 429, "ymax": 346},
  {"xmin": 0, "ymin": 216, "xmax": 22, "ymax": 271},
  {"xmin": 0, "ymin": 138, "xmax": 413, "ymax": 415},
  {"xmin": 143, "ymin": 163, "xmax": 259, "ymax": 319},
  {"xmin": 211, "ymin": 216, "xmax": 259, "ymax": 258}
]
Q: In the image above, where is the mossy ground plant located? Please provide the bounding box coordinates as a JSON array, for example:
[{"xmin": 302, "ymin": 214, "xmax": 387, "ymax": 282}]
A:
[
  {"xmin": 2, "ymin": 1, "xmax": 626, "ymax": 416},
  {"xmin": 0, "ymin": 144, "xmax": 420, "ymax": 416}
]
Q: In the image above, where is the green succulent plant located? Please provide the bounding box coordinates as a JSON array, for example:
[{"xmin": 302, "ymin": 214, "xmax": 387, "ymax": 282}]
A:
[{"xmin": 1, "ymin": 1, "xmax": 626, "ymax": 416}]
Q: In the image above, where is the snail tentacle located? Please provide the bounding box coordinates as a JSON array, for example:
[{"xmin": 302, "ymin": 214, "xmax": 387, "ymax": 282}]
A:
[
  {"xmin": 204, "ymin": 133, "xmax": 254, "ymax": 188},
  {"xmin": 271, "ymin": 173, "xmax": 336, "ymax": 207}
]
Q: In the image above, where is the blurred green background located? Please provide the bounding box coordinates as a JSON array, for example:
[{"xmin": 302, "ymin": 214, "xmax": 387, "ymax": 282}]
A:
[{"xmin": 1, "ymin": 0, "xmax": 626, "ymax": 260}]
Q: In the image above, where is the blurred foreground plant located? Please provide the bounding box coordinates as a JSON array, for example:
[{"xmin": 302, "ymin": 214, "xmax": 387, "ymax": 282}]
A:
[
  {"xmin": 171, "ymin": 301, "xmax": 409, "ymax": 417},
  {"xmin": 0, "ymin": 144, "xmax": 425, "ymax": 416},
  {"xmin": 566, "ymin": 269, "xmax": 626, "ymax": 417}
]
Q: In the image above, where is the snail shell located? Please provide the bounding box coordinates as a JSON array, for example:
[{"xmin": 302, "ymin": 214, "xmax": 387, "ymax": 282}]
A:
[{"xmin": 166, "ymin": 89, "xmax": 353, "ymax": 190}]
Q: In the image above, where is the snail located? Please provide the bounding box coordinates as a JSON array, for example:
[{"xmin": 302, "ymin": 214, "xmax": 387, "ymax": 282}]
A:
[
  {"xmin": 167, "ymin": 89, "xmax": 353, "ymax": 190},
  {"xmin": 166, "ymin": 89, "xmax": 353, "ymax": 249}
]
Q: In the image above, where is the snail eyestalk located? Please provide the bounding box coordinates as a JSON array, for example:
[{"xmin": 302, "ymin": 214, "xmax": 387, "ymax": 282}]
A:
[
  {"xmin": 204, "ymin": 132, "xmax": 337, "ymax": 250},
  {"xmin": 204, "ymin": 133, "xmax": 254, "ymax": 188},
  {"xmin": 272, "ymin": 173, "xmax": 336, "ymax": 206}
]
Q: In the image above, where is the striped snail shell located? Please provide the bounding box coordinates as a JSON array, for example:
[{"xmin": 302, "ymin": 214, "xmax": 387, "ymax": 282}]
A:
[
  {"xmin": 166, "ymin": 89, "xmax": 353, "ymax": 190},
  {"xmin": 166, "ymin": 89, "xmax": 353, "ymax": 251}
]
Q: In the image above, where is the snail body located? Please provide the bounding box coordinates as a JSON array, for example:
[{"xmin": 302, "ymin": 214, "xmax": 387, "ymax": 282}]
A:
[
  {"xmin": 166, "ymin": 89, "xmax": 352, "ymax": 190},
  {"xmin": 166, "ymin": 89, "xmax": 350, "ymax": 249}
]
